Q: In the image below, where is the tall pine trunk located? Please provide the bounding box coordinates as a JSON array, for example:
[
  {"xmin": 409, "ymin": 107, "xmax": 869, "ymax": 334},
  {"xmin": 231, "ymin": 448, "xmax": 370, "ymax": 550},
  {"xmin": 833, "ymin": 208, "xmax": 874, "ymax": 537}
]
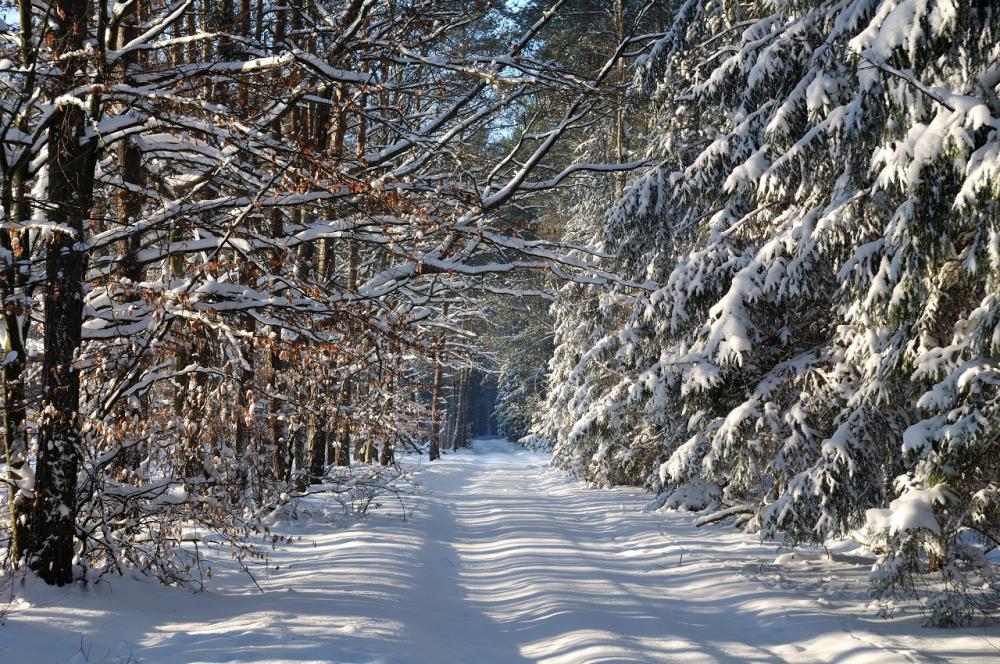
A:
[
  {"xmin": 266, "ymin": 0, "xmax": 289, "ymax": 484},
  {"xmin": 1, "ymin": 0, "xmax": 36, "ymax": 566},
  {"xmin": 112, "ymin": 0, "xmax": 146, "ymax": 476},
  {"xmin": 31, "ymin": 0, "xmax": 95, "ymax": 585},
  {"xmin": 451, "ymin": 368, "xmax": 470, "ymax": 451},
  {"xmin": 428, "ymin": 351, "xmax": 442, "ymax": 461}
]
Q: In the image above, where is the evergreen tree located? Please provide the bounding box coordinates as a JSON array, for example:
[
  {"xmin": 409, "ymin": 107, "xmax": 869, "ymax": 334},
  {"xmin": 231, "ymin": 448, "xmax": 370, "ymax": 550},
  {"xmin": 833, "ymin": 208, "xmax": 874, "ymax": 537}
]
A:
[{"xmin": 543, "ymin": 0, "xmax": 1000, "ymax": 622}]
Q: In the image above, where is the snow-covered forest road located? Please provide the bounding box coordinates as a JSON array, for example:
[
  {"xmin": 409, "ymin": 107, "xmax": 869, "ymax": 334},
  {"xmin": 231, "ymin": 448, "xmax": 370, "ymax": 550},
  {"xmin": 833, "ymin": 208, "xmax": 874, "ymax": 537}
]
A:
[{"xmin": 3, "ymin": 439, "xmax": 997, "ymax": 663}]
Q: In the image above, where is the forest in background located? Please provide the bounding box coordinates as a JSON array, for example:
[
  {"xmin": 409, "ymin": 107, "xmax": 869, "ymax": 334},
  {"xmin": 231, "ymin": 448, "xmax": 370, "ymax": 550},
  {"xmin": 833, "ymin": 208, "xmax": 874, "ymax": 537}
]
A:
[{"xmin": 0, "ymin": 0, "xmax": 997, "ymax": 630}]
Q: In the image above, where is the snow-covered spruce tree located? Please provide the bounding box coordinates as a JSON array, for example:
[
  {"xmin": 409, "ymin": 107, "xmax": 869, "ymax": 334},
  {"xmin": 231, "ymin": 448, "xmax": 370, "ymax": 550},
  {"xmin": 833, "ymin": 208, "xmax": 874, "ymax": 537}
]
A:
[
  {"xmin": 519, "ymin": 0, "xmax": 666, "ymax": 483},
  {"xmin": 523, "ymin": 186, "xmax": 608, "ymax": 458},
  {"xmin": 544, "ymin": 0, "xmax": 1000, "ymax": 621}
]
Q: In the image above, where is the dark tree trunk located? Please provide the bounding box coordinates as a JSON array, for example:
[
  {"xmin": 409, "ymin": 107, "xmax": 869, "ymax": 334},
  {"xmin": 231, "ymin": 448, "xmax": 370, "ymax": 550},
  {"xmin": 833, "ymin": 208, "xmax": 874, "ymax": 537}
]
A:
[
  {"xmin": 309, "ymin": 418, "xmax": 327, "ymax": 481},
  {"xmin": 232, "ymin": 304, "xmax": 255, "ymax": 493},
  {"xmin": 270, "ymin": 414, "xmax": 288, "ymax": 482},
  {"xmin": 111, "ymin": 0, "xmax": 147, "ymax": 476},
  {"xmin": 428, "ymin": 351, "xmax": 442, "ymax": 461},
  {"xmin": 379, "ymin": 436, "xmax": 394, "ymax": 466},
  {"xmin": 452, "ymin": 368, "xmax": 470, "ymax": 451},
  {"xmin": 444, "ymin": 375, "xmax": 456, "ymax": 452},
  {"xmin": 380, "ymin": 360, "xmax": 400, "ymax": 466},
  {"xmin": 337, "ymin": 423, "xmax": 351, "ymax": 466},
  {"xmin": 2, "ymin": 318, "xmax": 28, "ymax": 564},
  {"xmin": 267, "ymin": 5, "xmax": 288, "ymax": 484},
  {"xmin": 292, "ymin": 420, "xmax": 307, "ymax": 491},
  {"xmin": 353, "ymin": 380, "xmax": 368, "ymax": 462},
  {"xmin": 228, "ymin": 0, "xmax": 253, "ymax": 498},
  {"xmin": 30, "ymin": 0, "xmax": 95, "ymax": 585},
  {"xmin": 1, "ymin": 0, "xmax": 35, "ymax": 566}
]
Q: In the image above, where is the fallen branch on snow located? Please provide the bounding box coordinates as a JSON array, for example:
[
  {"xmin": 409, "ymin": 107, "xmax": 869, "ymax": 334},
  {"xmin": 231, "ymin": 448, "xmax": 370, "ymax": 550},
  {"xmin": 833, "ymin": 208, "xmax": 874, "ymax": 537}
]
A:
[{"xmin": 695, "ymin": 504, "xmax": 755, "ymax": 527}]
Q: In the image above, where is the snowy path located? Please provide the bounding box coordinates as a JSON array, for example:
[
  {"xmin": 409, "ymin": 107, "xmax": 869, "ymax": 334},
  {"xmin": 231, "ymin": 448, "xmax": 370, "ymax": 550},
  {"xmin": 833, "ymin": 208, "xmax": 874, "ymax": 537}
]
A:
[{"xmin": 3, "ymin": 438, "xmax": 998, "ymax": 663}]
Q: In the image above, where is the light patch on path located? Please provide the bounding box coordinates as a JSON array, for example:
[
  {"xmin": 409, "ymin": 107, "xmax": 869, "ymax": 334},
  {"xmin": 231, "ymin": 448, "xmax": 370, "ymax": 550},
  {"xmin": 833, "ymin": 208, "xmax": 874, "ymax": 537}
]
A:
[{"xmin": 2, "ymin": 437, "xmax": 998, "ymax": 662}]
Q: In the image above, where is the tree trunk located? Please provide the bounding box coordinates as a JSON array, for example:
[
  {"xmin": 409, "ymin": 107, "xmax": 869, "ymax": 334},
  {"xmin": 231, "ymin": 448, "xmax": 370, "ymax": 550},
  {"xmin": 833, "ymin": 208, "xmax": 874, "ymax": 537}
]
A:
[
  {"xmin": 232, "ymin": 289, "xmax": 255, "ymax": 495},
  {"xmin": 452, "ymin": 368, "xmax": 470, "ymax": 451},
  {"xmin": 2, "ymin": 309, "xmax": 28, "ymax": 564},
  {"xmin": 291, "ymin": 419, "xmax": 307, "ymax": 491},
  {"xmin": 112, "ymin": 0, "xmax": 146, "ymax": 475},
  {"xmin": 428, "ymin": 350, "xmax": 442, "ymax": 461},
  {"xmin": 379, "ymin": 436, "xmax": 394, "ymax": 466},
  {"xmin": 337, "ymin": 411, "xmax": 352, "ymax": 467},
  {"xmin": 612, "ymin": 0, "xmax": 627, "ymax": 196},
  {"xmin": 30, "ymin": 0, "xmax": 96, "ymax": 585},
  {"xmin": 266, "ymin": 5, "xmax": 288, "ymax": 484},
  {"xmin": 1, "ymin": 0, "xmax": 35, "ymax": 567},
  {"xmin": 308, "ymin": 415, "xmax": 327, "ymax": 481},
  {"xmin": 444, "ymin": 375, "xmax": 456, "ymax": 452}
]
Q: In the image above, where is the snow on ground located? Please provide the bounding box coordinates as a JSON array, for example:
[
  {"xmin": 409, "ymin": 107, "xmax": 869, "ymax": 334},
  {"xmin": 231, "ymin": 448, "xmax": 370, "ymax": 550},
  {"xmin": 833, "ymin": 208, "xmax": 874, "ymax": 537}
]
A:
[{"xmin": 2, "ymin": 438, "xmax": 998, "ymax": 663}]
